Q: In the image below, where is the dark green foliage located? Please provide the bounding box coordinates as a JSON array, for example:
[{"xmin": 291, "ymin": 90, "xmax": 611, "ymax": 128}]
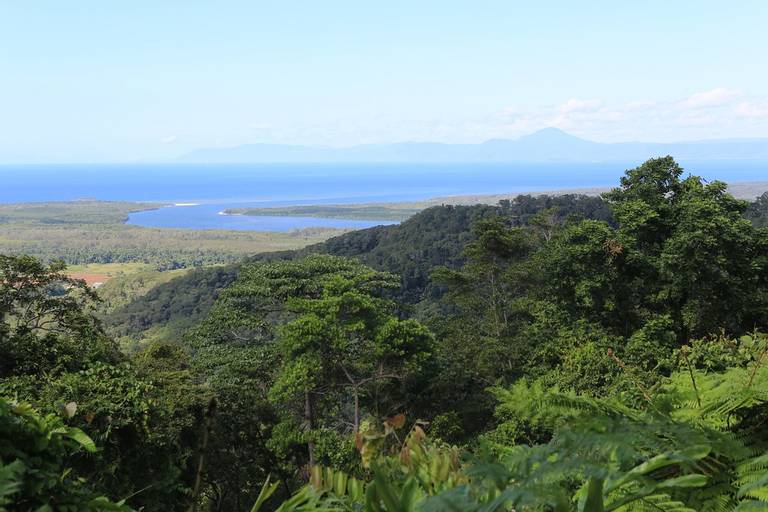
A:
[
  {"xmin": 531, "ymin": 219, "xmax": 632, "ymax": 331},
  {"xmin": 310, "ymin": 204, "xmax": 500, "ymax": 305},
  {"xmin": 106, "ymin": 195, "xmax": 613, "ymax": 345},
  {"xmin": 106, "ymin": 264, "xmax": 241, "ymax": 344},
  {"xmin": 600, "ymin": 157, "xmax": 768, "ymax": 339},
  {"xmin": 0, "ymin": 398, "xmax": 130, "ymax": 511},
  {"xmin": 0, "ymin": 254, "xmax": 206, "ymax": 511},
  {"xmin": 474, "ymin": 158, "xmax": 765, "ymax": 383},
  {"xmin": 313, "ymin": 196, "xmax": 612, "ymax": 307},
  {"xmin": 498, "ymin": 192, "xmax": 614, "ymax": 227},
  {"xmin": 263, "ymin": 333, "xmax": 768, "ymax": 511},
  {"xmin": 5, "ymin": 362, "xmax": 205, "ymax": 511},
  {"xmin": 102, "ymin": 204, "xmax": 499, "ymax": 344},
  {"xmin": 268, "ymin": 257, "xmax": 434, "ymax": 464},
  {"xmin": 183, "ymin": 255, "xmax": 435, "ymax": 509},
  {"xmin": 419, "ymin": 158, "xmax": 768, "ymax": 442},
  {"xmin": 0, "ymin": 255, "xmax": 120, "ymax": 377},
  {"xmin": 5, "ymin": 157, "xmax": 768, "ymax": 510},
  {"xmin": 426, "ymin": 217, "xmax": 535, "ymax": 436}
]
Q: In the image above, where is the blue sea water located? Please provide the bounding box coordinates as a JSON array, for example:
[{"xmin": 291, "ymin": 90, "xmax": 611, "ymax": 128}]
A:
[
  {"xmin": 1, "ymin": 161, "xmax": 765, "ymax": 231},
  {"xmin": 128, "ymin": 204, "xmax": 399, "ymax": 231}
]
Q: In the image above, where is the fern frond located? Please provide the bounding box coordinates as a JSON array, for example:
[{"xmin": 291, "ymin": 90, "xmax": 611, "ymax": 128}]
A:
[
  {"xmin": 737, "ymin": 452, "xmax": 768, "ymax": 503},
  {"xmin": 613, "ymin": 493, "xmax": 695, "ymax": 512}
]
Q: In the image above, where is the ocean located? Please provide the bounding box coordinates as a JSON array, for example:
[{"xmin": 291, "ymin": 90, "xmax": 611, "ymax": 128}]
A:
[{"xmin": 1, "ymin": 161, "xmax": 765, "ymax": 231}]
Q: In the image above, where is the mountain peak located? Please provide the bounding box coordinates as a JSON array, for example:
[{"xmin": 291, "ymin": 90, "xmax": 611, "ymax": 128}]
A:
[{"xmin": 518, "ymin": 127, "xmax": 586, "ymax": 142}]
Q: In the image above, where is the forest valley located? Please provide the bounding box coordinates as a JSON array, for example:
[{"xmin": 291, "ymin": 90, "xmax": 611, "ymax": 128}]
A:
[{"xmin": 3, "ymin": 157, "xmax": 768, "ymax": 511}]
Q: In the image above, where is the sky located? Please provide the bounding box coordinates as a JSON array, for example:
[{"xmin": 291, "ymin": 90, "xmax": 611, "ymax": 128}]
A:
[{"xmin": 1, "ymin": 1, "xmax": 768, "ymax": 163}]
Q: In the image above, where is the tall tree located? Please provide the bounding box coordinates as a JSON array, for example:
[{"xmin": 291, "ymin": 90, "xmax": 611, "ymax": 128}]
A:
[
  {"xmin": 270, "ymin": 272, "xmax": 433, "ymax": 466},
  {"xmin": 184, "ymin": 254, "xmax": 433, "ymax": 504},
  {"xmin": 604, "ymin": 157, "xmax": 768, "ymax": 339}
]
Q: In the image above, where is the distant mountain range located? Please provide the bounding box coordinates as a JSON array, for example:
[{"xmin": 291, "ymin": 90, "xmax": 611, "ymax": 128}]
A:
[{"xmin": 178, "ymin": 128, "xmax": 768, "ymax": 163}]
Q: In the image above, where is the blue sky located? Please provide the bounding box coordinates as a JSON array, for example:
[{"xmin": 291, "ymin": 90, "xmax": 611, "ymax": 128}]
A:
[{"xmin": 1, "ymin": 1, "xmax": 767, "ymax": 163}]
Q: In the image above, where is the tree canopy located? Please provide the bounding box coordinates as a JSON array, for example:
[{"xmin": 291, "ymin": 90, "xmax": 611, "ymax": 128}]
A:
[{"xmin": 2, "ymin": 157, "xmax": 768, "ymax": 511}]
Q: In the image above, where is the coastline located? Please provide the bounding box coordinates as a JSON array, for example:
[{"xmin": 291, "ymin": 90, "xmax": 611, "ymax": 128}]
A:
[{"xmin": 221, "ymin": 179, "xmax": 768, "ymax": 222}]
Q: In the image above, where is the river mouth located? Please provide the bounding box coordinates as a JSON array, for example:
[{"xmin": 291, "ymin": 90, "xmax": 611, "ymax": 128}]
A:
[{"xmin": 126, "ymin": 203, "xmax": 399, "ymax": 232}]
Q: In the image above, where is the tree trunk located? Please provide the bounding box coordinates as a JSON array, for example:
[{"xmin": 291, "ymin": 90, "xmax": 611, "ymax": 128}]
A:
[
  {"xmin": 353, "ymin": 388, "xmax": 360, "ymax": 433},
  {"xmin": 188, "ymin": 397, "xmax": 217, "ymax": 512},
  {"xmin": 304, "ymin": 390, "xmax": 316, "ymax": 468}
]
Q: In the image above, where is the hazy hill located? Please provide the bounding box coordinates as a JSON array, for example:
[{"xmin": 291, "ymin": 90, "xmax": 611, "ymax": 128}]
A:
[{"xmin": 178, "ymin": 128, "xmax": 768, "ymax": 163}]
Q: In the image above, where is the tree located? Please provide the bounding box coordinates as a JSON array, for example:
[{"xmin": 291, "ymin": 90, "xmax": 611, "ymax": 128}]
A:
[
  {"xmin": 258, "ymin": 333, "xmax": 768, "ymax": 512},
  {"xmin": 270, "ymin": 271, "xmax": 433, "ymax": 467},
  {"xmin": 0, "ymin": 255, "xmax": 206, "ymax": 511},
  {"xmin": 183, "ymin": 254, "xmax": 432, "ymax": 508},
  {"xmin": 530, "ymin": 219, "xmax": 633, "ymax": 334},
  {"xmin": 604, "ymin": 157, "xmax": 768, "ymax": 340},
  {"xmin": 433, "ymin": 216, "xmax": 532, "ymax": 341},
  {"xmin": 428, "ymin": 217, "xmax": 535, "ymax": 439},
  {"xmin": 0, "ymin": 255, "xmax": 119, "ymax": 377},
  {"xmin": 529, "ymin": 157, "xmax": 768, "ymax": 346},
  {"xmin": 746, "ymin": 191, "xmax": 768, "ymax": 227},
  {"xmin": 434, "ymin": 157, "xmax": 768, "ymax": 403}
]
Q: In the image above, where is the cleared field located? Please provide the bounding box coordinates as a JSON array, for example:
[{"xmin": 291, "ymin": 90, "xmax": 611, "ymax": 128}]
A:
[
  {"xmin": 67, "ymin": 261, "xmax": 154, "ymax": 275},
  {"xmin": 66, "ymin": 262, "xmax": 156, "ymax": 287},
  {"xmin": 95, "ymin": 266, "xmax": 195, "ymax": 313}
]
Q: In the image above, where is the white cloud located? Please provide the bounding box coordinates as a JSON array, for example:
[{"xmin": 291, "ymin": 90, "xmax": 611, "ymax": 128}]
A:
[
  {"xmin": 734, "ymin": 101, "xmax": 768, "ymax": 119},
  {"xmin": 248, "ymin": 89, "xmax": 768, "ymax": 147},
  {"xmin": 677, "ymin": 88, "xmax": 742, "ymax": 109},
  {"xmin": 493, "ymin": 88, "xmax": 768, "ymax": 142},
  {"xmin": 161, "ymin": 135, "xmax": 177, "ymax": 144},
  {"xmin": 558, "ymin": 98, "xmax": 602, "ymax": 113},
  {"xmin": 623, "ymin": 100, "xmax": 657, "ymax": 111}
]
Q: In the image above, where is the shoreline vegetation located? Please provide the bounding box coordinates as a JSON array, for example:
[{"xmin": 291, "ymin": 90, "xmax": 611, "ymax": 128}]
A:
[
  {"xmin": 222, "ymin": 179, "xmax": 768, "ymax": 221},
  {"xmin": 220, "ymin": 204, "xmax": 423, "ymax": 221},
  {"xmin": 0, "ymin": 181, "xmax": 768, "ymax": 272},
  {"xmin": 0, "ymin": 200, "xmax": 350, "ymax": 269},
  {"xmin": 1, "ymin": 180, "xmax": 766, "ymax": 272}
]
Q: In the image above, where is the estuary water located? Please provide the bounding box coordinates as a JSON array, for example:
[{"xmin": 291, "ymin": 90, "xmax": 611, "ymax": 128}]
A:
[
  {"xmin": 1, "ymin": 161, "xmax": 765, "ymax": 231},
  {"xmin": 127, "ymin": 203, "xmax": 399, "ymax": 231}
]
